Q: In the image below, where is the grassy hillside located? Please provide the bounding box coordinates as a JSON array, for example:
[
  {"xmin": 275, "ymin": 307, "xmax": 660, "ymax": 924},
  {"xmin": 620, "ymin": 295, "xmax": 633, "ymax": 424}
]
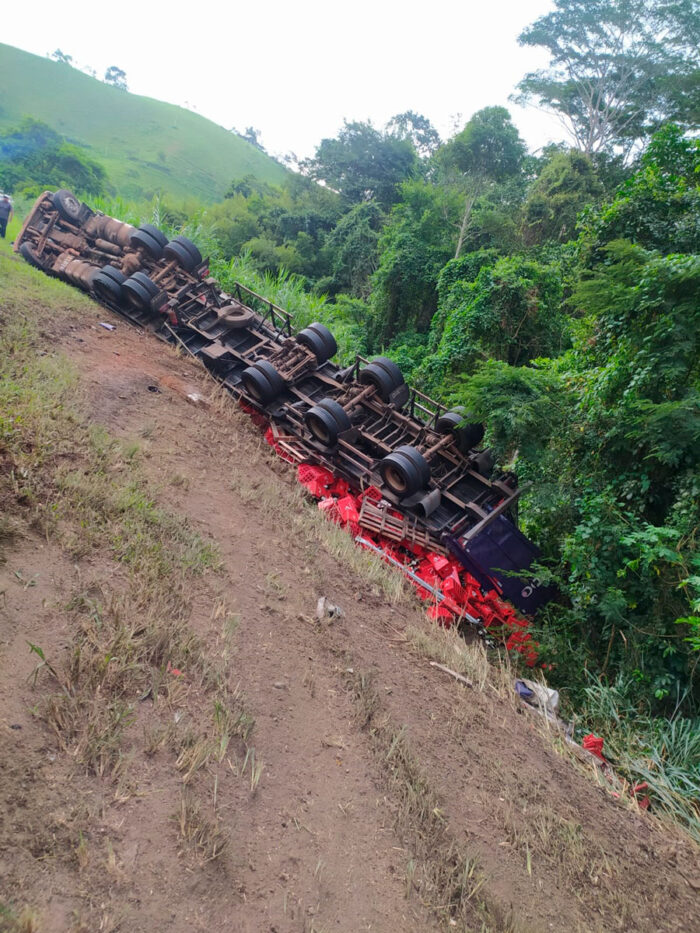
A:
[{"xmin": 0, "ymin": 43, "xmax": 287, "ymax": 202}]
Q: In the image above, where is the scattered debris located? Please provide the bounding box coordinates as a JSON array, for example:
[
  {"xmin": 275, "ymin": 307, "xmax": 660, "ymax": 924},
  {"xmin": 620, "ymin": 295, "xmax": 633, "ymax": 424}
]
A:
[
  {"xmin": 98, "ymin": 321, "xmax": 115, "ymax": 331},
  {"xmin": 429, "ymin": 661, "xmax": 474, "ymax": 689},
  {"xmin": 316, "ymin": 596, "xmax": 343, "ymax": 622},
  {"xmin": 186, "ymin": 392, "xmax": 209, "ymax": 409},
  {"xmin": 515, "ymin": 678, "xmax": 560, "ymax": 715}
]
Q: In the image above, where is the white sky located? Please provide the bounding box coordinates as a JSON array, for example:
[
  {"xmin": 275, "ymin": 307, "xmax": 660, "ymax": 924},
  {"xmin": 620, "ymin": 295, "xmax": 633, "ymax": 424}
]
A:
[{"xmin": 2, "ymin": 0, "xmax": 566, "ymax": 161}]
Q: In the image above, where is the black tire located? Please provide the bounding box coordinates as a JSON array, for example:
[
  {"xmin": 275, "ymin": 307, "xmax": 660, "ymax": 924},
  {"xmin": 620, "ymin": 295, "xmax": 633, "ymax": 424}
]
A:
[
  {"xmin": 99, "ymin": 265, "xmax": 127, "ymax": 287},
  {"xmin": 172, "ymin": 235, "xmax": 202, "ymax": 263},
  {"xmin": 52, "ymin": 189, "xmax": 82, "ymax": 222},
  {"xmin": 436, "ymin": 407, "xmax": 485, "ymax": 453},
  {"xmin": 305, "ymin": 398, "xmax": 351, "ymax": 446},
  {"xmin": 123, "ymin": 271, "xmax": 160, "ymax": 310},
  {"xmin": 165, "ymin": 235, "xmax": 202, "ymax": 270},
  {"xmin": 164, "ymin": 239, "xmax": 198, "ymax": 272},
  {"xmin": 220, "ymin": 303, "xmax": 256, "ymax": 328},
  {"xmin": 359, "ymin": 357, "xmax": 405, "ymax": 402},
  {"xmin": 130, "ymin": 228, "xmax": 165, "ymax": 260},
  {"xmin": 297, "ymin": 323, "xmax": 337, "ymax": 364},
  {"xmin": 473, "ymin": 449, "xmax": 495, "ymax": 477},
  {"xmin": 379, "ymin": 445, "xmax": 430, "ymax": 498},
  {"xmin": 241, "ymin": 360, "xmax": 285, "ymax": 404},
  {"xmin": 137, "ymin": 224, "xmax": 168, "ymax": 248},
  {"xmin": 19, "ymin": 241, "xmax": 44, "ymax": 270},
  {"xmin": 93, "ymin": 271, "xmax": 125, "ymax": 304}
]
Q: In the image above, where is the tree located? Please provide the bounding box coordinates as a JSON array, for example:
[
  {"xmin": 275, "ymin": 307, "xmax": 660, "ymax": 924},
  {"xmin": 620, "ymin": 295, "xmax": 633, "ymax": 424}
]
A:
[
  {"xmin": 50, "ymin": 49, "xmax": 73, "ymax": 65},
  {"xmin": 241, "ymin": 127, "xmax": 265, "ymax": 151},
  {"xmin": 522, "ymin": 149, "xmax": 604, "ymax": 245},
  {"xmin": 104, "ymin": 66, "xmax": 128, "ymax": 90},
  {"xmin": 426, "ymin": 254, "xmax": 567, "ymax": 377},
  {"xmin": 437, "ymin": 107, "xmax": 526, "ymax": 258},
  {"xmin": 515, "ymin": 0, "xmax": 700, "ymax": 157},
  {"xmin": 579, "ymin": 124, "xmax": 700, "ymax": 256},
  {"xmin": 320, "ymin": 202, "xmax": 385, "ymax": 298},
  {"xmin": 386, "ymin": 111, "xmax": 441, "ymax": 157},
  {"xmin": 300, "ymin": 121, "xmax": 418, "ymax": 209},
  {"xmin": 371, "ymin": 180, "xmax": 461, "ymax": 340},
  {"xmin": 455, "ymin": 126, "xmax": 700, "ymax": 713},
  {"xmin": 0, "ymin": 119, "xmax": 107, "ymax": 196}
]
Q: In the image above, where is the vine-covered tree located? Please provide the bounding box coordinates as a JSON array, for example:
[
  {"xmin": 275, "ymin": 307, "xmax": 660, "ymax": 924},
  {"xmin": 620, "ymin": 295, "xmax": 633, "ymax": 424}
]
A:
[
  {"xmin": 522, "ymin": 149, "xmax": 604, "ymax": 244},
  {"xmin": 515, "ymin": 0, "xmax": 700, "ymax": 156},
  {"xmin": 371, "ymin": 180, "xmax": 461, "ymax": 339},
  {"xmin": 437, "ymin": 107, "xmax": 526, "ymax": 257},
  {"xmin": 455, "ymin": 126, "xmax": 700, "ymax": 711}
]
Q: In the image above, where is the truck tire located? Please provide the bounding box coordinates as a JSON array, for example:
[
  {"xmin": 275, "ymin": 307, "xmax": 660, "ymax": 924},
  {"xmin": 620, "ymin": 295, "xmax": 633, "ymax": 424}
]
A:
[
  {"xmin": 359, "ymin": 357, "xmax": 405, "ymax": 402},
  {"xmin": 19, "ymin": 241, "xmax": 44, "ymax": 270},
  {"xmin": 123, "ymin": 271, "xmax": 160, "ymax": 310},
  {"xmin": 52, "ymin": 189, "xmax": 82, "ymax": 222},
  {"xmin": 436, "ymin": 407, "xmax": 485, "ymax": 453},
  {"xmin": 130, "ymin": 227, "xmax": 165, "ymax": 260},
  {"xmin": 164, "ymin": 235, "xmax": 202, "ymax": 271},
  {"xmin": 241, "ymin": 360, "xmax": 285, "ymax": 404},
  {"xmin": 137, "ymin": 224, "xmax": 168, "ymax": 248},
  {"xmin": 93, "ymin": 265, "xmax": 127, "ymax": 303},
  {"xmin": 379, "ymin": 445, "xmax": 430, "ymax": 498},
  {"xmin": 297, "ymin": 323, "xmax": 337, "ymax": 364},
  {"xmin": 305, "ymin": 398, "xmax": 351, "ymax": 446},
  {"xmin": 220, "ymin": 303, "xmax": 256, "ymax": 328}
]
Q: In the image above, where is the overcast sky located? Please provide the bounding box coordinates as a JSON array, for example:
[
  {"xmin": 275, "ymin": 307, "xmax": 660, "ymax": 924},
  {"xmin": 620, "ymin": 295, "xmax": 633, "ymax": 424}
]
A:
[{"xmin": 2, "ymin": 0, "xmax": 566, "ymax": 161}]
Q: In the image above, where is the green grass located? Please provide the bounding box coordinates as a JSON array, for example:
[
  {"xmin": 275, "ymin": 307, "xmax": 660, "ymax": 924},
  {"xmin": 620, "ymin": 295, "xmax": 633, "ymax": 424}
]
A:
[{"xmin": 0, "ymin": 43, "xmax": 287, "ymax": 202}]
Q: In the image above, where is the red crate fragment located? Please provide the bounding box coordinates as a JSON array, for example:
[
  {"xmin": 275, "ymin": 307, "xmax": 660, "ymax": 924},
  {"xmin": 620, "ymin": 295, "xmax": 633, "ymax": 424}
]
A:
[{"xmin": 264, "ymin": 426, "xmax": 297, "ymax": 464}]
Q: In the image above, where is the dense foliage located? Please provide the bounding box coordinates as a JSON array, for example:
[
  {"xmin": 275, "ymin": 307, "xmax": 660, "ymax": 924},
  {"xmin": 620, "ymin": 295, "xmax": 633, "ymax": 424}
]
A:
[{"xmin": 0, "ymin": 118, "xmax": 108, "ymax": 197}]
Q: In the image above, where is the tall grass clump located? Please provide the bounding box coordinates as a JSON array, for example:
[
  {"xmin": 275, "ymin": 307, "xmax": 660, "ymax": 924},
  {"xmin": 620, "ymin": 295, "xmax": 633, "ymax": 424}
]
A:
[{"xmin": 581, "ymin": 676, "xmax": 700, "ymax": 841}]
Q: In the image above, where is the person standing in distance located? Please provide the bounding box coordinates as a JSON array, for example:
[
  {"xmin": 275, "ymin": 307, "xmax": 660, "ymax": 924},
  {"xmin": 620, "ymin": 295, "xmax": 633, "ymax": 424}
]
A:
[{"xmin": 0, "ymin": 194, "xmax": 13, "ymax": 238}]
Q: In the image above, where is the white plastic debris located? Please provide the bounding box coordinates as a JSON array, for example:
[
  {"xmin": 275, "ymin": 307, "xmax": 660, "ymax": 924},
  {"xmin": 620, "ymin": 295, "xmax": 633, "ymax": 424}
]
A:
[
  {"xmin": 316, "ymin": 596, "xmax": 343, "ymax": 621},
  {"xmin": 516, "ymin": 678, "xmax": 560, "ymax": 715}
]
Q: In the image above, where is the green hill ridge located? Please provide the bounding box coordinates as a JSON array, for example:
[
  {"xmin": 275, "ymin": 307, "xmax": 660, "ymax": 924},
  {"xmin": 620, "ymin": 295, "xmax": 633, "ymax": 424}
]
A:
[{"xmin": 0, "ymin": 43, "xmax": 287, "ymax": 202}]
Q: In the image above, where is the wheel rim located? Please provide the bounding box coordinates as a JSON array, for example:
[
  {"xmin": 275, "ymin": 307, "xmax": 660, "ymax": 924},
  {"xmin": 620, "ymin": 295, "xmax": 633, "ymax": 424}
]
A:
[
  {"xmin": 243, "ymin": 373, "xmax": 264, "ymax": 402},
  {"xmin": 384, "ymin": 464, "xmax": 407, "ymax": 495},
  {"xmin": 308, "ymin": 414, "xmax": 331, "ymax": 445}
]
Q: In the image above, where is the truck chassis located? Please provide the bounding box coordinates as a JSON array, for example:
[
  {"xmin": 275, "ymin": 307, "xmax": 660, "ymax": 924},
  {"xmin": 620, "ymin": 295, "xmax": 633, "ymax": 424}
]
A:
[{"xmin": 14, "ymin": 189, "xmax": 550, "ymax": 614}]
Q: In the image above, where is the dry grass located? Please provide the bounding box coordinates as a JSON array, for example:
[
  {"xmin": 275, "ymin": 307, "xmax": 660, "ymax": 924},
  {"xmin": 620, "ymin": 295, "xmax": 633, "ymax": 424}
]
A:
[
  {"xmin": 176, "ymin": 791, "xmax": 228, "ymax": 862},
  {"xmin": 348, "ymin": 669, "xmax": 515, "ymax": 933},
  {"xmin": 0, "ymin": 905, "xmax": 41, "ymax": 933},
  {"xmin": 407, "ymin": 623, "xmax": 507, "ymax": 694},
  {"xmin": 501, "ymin": 798, "xmax": 617, "ymax": 897},
  {"xmin": 227, "ymin": 453, "xmax": 407, "ymax": 606}
]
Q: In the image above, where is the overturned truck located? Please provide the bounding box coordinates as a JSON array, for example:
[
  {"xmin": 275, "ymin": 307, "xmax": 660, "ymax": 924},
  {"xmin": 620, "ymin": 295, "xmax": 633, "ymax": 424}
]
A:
[{"xmin": 15, "ymin": 189, "xmax": 552, "ymax": 614}]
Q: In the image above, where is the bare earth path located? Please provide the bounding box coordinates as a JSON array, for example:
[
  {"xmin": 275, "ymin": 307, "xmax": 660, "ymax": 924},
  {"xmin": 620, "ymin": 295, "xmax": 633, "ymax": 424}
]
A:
[{"xmin": 1, "ymin": 268, "xmax": 698, "ymax": 932}]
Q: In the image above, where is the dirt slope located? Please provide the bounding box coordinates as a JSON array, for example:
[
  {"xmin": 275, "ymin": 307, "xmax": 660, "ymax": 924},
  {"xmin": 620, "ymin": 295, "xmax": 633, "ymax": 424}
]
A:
[{"xmin": 1, "ymin": 260, "xmax": 698, "ymax": 932}]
